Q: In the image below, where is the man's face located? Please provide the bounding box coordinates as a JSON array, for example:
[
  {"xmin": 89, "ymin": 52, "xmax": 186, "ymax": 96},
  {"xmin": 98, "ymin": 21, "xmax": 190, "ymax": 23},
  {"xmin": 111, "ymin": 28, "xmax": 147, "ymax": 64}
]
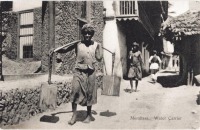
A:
[
  {"xmin": 133, "ymin": 45, "xmax": 138, "ymax": 51},
  {"xmin": 83, "ymin": 31, "xmax": 92, "ymax": 42}
]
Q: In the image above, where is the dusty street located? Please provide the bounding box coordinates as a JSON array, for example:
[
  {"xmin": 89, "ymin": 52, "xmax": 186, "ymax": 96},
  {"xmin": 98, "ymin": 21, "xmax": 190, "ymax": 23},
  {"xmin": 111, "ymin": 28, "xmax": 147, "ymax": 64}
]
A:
[{"xmin": 2, "ymin": 71, "xmax": 200, "ymax": 129}]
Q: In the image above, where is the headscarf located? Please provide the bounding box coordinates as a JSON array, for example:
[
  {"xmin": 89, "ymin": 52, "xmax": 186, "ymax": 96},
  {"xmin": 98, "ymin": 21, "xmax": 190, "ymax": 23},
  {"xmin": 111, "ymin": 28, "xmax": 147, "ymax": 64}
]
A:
[{"xmin": 81, "ymin": 24, "xmax": 95, "ymax": 36}]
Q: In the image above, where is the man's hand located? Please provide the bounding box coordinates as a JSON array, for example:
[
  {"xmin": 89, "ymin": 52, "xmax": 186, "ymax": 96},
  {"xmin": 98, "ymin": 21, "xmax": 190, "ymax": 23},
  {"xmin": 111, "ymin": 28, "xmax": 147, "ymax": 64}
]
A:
[
  {"xmin": 49, "ymin": 48, "xmax": 55, "ymax": 56},
  {"xmin": 88, "ymin": 65, "xmax": 94, "ymax": 70},
  {"xmin": 130, "ymin": 63, "xmax": 133, "ymax": 66}
]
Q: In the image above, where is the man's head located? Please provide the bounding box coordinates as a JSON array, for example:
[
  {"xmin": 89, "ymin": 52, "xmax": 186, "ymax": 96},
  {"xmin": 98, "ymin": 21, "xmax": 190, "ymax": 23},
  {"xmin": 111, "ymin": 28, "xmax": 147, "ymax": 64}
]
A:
[
  {"xmin": 152, "ymin": 50, "xmax": 157, "ymax": 55},
  {"xmin": 81, "ymin": 24, "xmax": 95, "ymax": 42},
  {"xmin": 132, "ymin": 42, "xmax": 139, "ymax": 51}
]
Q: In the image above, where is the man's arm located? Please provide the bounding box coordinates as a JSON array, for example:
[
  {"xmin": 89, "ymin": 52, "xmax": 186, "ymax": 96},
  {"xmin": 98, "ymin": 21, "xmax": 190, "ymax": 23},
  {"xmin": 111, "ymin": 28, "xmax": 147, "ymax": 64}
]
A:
[
  {"xmin": 149, "ymin": 56, "xmax": 153, "ymax": 63},
  {"xmin": 95, "ymin": 42, "xmax": 103, "ymax": 61},
  {"xmin": 138, "ymin": 52, "xmax": 144, "ymax": 69},
  {"xmin": 129, "ymin": 51, "xmax": 132, "ymax": 59},
  {"xmin": 157, "ymin": 56, "xmax": 162, "ymax": 64}
]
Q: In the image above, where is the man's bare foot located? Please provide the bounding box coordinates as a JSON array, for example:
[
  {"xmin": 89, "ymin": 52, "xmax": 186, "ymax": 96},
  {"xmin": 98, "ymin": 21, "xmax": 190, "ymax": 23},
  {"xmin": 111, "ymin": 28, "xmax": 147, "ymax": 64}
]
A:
[
  {"xmin": 135, "ymin": 89, "xmax": 139, "ymax": 92},
  {"xmin": 68, "ymin": 115, "xmax": 76, "ymax": 125},
  {"xmin": 68, "ymin": 120, "xmax": 76, "ymax": 125},
  {"xmin": 83, "ymin": 115, "xmax": 95, "ymax": 123},
  {"xmin": 129, "ymin": 89, "xmax": 134, "ymax": 93}
]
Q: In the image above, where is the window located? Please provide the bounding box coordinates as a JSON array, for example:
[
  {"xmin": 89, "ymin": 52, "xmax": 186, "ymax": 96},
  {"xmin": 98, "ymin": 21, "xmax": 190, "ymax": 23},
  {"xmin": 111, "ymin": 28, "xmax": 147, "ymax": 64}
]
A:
[
  {"xmin": 23, "ymin": 45, "xmax": 33, "ymax": 58},
  {"xmin": 119, "ymin": 1, "xmax": 137, "ymax": 15},
  {"xmin": 19, "ymin": 11, "xmax": 34, "ymax": 58},
  {"xmin": 81, "ymin": 1, "xmax": 87, "ymax": 18}
]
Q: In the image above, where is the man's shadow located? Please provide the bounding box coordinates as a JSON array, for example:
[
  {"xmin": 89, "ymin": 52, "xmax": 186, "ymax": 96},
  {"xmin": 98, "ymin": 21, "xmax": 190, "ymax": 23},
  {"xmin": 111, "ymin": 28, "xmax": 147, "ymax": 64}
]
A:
[
  {"xmin": 75, "ymin": 110, "xmax": 96, "ymax": 122},
  {"xmin": 124, "ymin": 88, "xmax": 139, "ymax": 93},
  {"xmin": 40, "ymin": 110, "xmax": 98, "ymax": 123},
  {"xmin": 124, "ymin": 89, "xmax": 132, "ymax": 93}
]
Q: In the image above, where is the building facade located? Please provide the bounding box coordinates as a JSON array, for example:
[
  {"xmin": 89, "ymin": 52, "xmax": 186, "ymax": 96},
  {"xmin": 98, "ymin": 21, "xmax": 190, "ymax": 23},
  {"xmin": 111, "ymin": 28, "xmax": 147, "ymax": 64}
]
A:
[
  {"xmin": 2, "ymin": 7, "xmax": 42, "ymax": 60},
  {"xmin": 3, "ymin": 1, "xmax": 168, "ymax": 79},
  {"xmin": 103, "ymin": 1, "xmax": 168, "ymax": 78},
  {"xmin": 162, "ymin": 0, "xmax": 200, "ymax": 85},
  {"xmin": 41, "ymin": 1, "xmax": 104, "ymax": 74},
  {"xmin": 40, "ymin": 1, "xmax": 168, "ymax": 77}
]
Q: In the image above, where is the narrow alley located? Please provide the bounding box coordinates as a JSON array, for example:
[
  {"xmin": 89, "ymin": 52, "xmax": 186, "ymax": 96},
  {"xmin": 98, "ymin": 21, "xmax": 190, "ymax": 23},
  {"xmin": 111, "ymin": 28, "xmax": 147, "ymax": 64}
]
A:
[
  {"xmin": 3, "ymin": 71, "xmax": 200, "ymax": 129},
  {"xmin": 1, "ymin": 1, "xmax": 200, "ymax": 129}
]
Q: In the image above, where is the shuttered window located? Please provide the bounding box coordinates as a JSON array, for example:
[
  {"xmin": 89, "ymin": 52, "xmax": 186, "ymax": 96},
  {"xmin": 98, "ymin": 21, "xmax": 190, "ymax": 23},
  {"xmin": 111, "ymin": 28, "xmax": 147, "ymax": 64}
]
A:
[{"xmin": 19, "ymin": 11, "xmax": 34, "ymax": 58}]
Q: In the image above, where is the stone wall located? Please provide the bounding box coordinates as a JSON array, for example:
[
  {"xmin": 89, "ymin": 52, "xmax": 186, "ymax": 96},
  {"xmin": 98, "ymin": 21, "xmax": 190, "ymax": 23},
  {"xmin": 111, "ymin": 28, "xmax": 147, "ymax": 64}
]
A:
[
  {"xmin": 41, "ymin": 4, "xmax": 50, "ymax": 73},
  {"xmin": 54, "ymin": 1, "xmax": 79, "ymax": 75},
  {"xmin": 90, "ymin": 1, "xmax": 104, "ymax": 44},
  {"xmin": 0, "ymin": 81, "xmax": 72, "ymax": 126},
  {"xmin": 41, "ymin": 1, "xmax": 104, "ymax": 75},
  {"xmin": 54, "ymin": 1, "xmax": 105, "ymax": 75},
  {"xmin": 33, "ymin": 7, "xmax": 42, "ymax": 61},
  {"xmin": 2, "ymin": 12, "xmax": 18, "ymax": 59}
]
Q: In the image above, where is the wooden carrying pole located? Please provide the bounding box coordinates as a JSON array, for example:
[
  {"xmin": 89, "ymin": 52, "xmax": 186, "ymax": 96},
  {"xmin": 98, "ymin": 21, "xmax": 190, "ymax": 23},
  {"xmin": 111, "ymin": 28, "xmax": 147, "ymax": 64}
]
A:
[
  {"xmin": 53, "ymin": 40, "xmax": 81, "ymax": 52},
  {"xmin": 48, "ymin": 1, "xmax": 55, "ymax": 84},
  {"xmin": 48, "ymin": 40, "xmax": 81, "ymax": 84}
]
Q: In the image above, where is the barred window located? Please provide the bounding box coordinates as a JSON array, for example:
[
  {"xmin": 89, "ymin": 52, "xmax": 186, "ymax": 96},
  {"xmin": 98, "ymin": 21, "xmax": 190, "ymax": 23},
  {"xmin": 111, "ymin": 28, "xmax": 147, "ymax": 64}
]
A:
[
  {"xmin": 120, "ymin": 1, "xmax": 136, "ymax": 15},
  {"xmin": 19, "ymin": 11, "xmax": 34, "ymax": 58},
  {"xmin": 23, "ymin": 45, "xmax": 33, "ymax": 58}
]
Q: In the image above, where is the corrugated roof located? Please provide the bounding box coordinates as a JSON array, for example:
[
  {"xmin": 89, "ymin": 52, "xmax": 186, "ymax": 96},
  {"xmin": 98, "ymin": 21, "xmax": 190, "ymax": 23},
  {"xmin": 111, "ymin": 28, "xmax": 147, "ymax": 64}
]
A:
[{"xmin": 162, "ymin": 11, "xmax": 200, "ymax": 36}]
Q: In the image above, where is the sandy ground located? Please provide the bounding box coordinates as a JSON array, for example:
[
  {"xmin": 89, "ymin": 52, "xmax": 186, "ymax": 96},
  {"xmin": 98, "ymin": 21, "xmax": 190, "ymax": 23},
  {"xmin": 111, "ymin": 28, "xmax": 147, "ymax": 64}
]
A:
[{"xmin": 2, "ymin": 71, "xmax": 200, "ymax": 129}]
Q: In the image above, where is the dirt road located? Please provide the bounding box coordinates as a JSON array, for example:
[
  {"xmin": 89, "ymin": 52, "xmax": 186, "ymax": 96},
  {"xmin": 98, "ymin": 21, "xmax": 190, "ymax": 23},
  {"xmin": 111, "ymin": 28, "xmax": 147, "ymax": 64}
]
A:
[{"xmin": 2, "ymin": 72, "xmax": 200, "ymax": 129}]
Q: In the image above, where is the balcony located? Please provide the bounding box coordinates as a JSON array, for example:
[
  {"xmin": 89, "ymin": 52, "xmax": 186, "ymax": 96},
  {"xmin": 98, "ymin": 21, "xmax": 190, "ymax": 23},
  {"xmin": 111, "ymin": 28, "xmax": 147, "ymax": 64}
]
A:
[{"xmin": 116, "ymin": 0, "xmax": 138, "ymax": 18}]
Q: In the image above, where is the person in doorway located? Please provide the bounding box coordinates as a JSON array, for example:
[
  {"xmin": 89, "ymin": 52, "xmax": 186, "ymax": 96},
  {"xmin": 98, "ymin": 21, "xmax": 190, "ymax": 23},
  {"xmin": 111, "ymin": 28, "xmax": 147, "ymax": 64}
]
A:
[
  {"xmin": 128, "ymin": 42, "xmax": 143, "ymax": 92},
  {"xmin": 149, "ymin": 50, "xmax": 162, "ymax": 83},
  {"xmin": 50, "ymin": 24, "xmax": 103, "ymax": 125}
]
